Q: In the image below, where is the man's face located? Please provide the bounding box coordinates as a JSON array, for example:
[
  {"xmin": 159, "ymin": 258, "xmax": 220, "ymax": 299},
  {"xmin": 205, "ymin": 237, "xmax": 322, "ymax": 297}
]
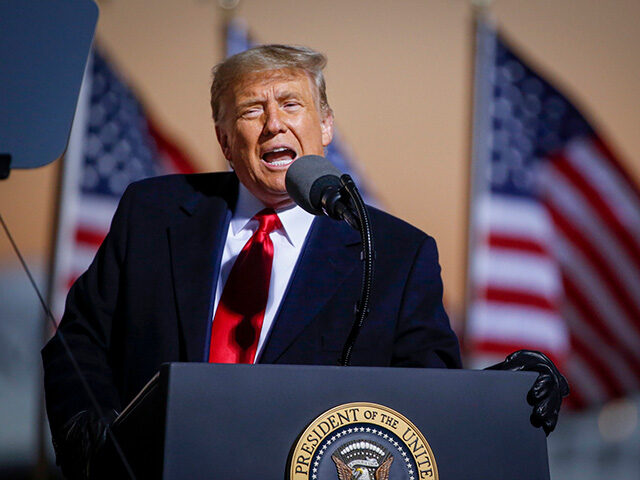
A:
[{"xmin": 215, "ymin": 69, "xmax": 334, "ymax": 208}]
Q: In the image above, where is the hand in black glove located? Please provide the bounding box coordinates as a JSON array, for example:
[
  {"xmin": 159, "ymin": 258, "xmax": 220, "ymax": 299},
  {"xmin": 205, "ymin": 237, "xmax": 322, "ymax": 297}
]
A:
[
  {"xmin": 486, "ymin": 350, "xmax": 569, "ymax": 435},
  {"xmin": 54, "ymin": 409, "xmax": 118, "ymax": 480}
]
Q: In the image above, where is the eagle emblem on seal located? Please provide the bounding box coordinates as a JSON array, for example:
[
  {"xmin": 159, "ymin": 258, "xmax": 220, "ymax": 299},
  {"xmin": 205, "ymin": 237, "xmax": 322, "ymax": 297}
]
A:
[{"xmin": 331, "ymin": 440, "xmax": 394, "ymax": 480}]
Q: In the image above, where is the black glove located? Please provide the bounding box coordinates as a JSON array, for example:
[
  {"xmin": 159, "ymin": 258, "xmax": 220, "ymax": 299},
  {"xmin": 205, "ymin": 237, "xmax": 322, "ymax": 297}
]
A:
[
  {"xmin": 54, "ymin": 409, "xmax": 118, "ymax": 480},
  {"xmin": 486, "ymin": 350, "xmax": 569, "ymax": 435}
]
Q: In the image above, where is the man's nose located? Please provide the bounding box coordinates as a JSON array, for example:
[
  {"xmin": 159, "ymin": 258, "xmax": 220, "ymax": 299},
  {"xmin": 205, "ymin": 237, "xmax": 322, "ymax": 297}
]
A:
[{"xmin": 263, "ymin": 104, "xmax": 287, "ymax": 135}]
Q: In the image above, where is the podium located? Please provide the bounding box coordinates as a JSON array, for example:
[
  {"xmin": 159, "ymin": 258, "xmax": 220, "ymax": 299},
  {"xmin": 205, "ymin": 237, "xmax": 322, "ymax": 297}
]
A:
[{"xmin": 107, "ymin": 363, "xmax": 549, "ymax": 479}]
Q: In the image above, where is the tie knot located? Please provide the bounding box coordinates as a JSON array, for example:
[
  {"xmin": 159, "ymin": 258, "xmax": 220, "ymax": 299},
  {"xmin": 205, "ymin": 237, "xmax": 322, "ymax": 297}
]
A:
[{"xmin": 254, "ymin": 208, "xmax": 282, "ymax": 235}]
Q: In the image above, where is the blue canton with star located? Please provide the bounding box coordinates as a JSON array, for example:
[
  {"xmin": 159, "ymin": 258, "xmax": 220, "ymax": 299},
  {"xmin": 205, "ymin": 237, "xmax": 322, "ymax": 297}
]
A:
[
  {"xmin": 487, "ymin": 33, "xmax": 592, "ymax": 198},
  {"xmin": 80, "ymin": 50, "xmax": 164, "ymax": 198}
]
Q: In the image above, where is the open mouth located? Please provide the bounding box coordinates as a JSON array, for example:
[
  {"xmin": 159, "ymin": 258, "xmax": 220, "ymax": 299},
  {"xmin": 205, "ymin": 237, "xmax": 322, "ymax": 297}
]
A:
[{"xmin": 261, "ymin": 147, "xmax": 297, "ymax": 167}]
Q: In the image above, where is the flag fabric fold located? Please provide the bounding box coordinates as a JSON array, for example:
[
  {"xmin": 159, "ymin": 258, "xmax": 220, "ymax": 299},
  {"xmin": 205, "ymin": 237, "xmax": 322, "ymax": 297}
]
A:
[
  {"xmin": 50, "ymin": 48, "xmax": 196, "ymax": 320},
  {"xmin": 466, "ymin": 19, "xmax": 640, "ymax": 409}
]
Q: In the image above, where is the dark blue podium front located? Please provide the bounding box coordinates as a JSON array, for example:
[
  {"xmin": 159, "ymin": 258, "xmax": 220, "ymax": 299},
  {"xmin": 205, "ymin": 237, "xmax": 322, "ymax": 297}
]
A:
[{"xmin": 110, "ymin": 363, "xmax": 549, "ymax": 479}]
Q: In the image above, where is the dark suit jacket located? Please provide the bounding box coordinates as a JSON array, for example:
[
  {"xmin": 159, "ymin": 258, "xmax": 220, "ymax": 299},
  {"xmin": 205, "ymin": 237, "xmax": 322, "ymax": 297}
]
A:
[{"xmin": 42, "ymin": 172, "xmax": 461, "ymax": 437}]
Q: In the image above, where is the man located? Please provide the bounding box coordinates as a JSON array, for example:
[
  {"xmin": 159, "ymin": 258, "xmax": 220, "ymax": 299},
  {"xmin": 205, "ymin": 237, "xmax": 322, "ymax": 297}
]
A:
[{"xmin": 42, "ymin": 45, "xmax": 567, "ymax": 479}]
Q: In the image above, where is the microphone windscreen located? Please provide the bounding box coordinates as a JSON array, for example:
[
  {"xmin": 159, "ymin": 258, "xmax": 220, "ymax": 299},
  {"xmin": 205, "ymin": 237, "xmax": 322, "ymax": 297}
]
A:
[{"xmin": 285, "ymin": 155, "xmax": 342, "ymax": 215}]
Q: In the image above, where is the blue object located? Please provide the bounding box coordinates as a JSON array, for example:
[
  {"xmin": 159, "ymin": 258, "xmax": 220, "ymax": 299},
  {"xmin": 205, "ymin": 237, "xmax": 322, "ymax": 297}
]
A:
[{"xmin": 0, "ymin": 0, "xmax": 98, "ymax": 169}]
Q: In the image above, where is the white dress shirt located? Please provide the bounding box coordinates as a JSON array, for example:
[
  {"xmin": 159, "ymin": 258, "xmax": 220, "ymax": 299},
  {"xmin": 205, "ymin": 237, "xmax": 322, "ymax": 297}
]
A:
[{"xmin": 212, "ymin": 183, "xmax": 315, "ymax": 362}]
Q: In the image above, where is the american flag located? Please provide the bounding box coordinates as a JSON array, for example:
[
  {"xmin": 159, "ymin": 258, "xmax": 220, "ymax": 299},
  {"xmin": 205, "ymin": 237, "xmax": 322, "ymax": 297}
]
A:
[
  {"xmin": 224, "ymin": 18, "xmax": 378, "ymax": 206},
  {"xmin": 50, "ymin": 48, "xmax": 195, "ymax": 320},
  {"xmin": 465, "ymin": 19, "xmax": 640, "ymax": 409}
]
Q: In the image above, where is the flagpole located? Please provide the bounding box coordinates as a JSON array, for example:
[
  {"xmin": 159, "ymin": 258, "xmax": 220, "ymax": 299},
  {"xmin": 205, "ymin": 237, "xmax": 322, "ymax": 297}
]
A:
[
  {"xmin": 460, "ymin": 0, "xmax": 494, "ymax": 362},
  {"xmin": 217, "ymin": 0, "xmax": 239, "ymax": 58}
]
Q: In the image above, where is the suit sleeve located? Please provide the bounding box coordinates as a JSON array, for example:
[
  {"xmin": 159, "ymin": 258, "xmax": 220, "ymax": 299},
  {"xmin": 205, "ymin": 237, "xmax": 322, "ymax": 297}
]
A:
[
  {"xmin": 41, "ymin": 185, "xmax": 136, "ymax": 438},
  {"xmin": 391, "ymin": 235, "xmax": 462, "ymax": 369}
]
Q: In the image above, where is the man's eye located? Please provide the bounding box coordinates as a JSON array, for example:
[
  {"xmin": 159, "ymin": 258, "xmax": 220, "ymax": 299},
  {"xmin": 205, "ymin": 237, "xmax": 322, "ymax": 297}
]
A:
[
  {"xmin": 283, "ymin": 101, "xmax": 301, "ymax": 110},
  {"xmin": 241, "ymin": 107, "xmax": 262, "ymax": 118}
]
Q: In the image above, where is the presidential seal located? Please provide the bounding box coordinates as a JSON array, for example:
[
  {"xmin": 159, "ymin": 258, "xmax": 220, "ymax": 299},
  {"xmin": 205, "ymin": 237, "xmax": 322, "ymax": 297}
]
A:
[{"xmin": 289, "ymin": 402, "xmax": 438, "ymax": 480}]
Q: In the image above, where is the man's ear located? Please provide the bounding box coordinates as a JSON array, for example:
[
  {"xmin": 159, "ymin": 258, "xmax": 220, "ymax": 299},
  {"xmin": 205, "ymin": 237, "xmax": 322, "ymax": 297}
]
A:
[
  {"xmin": 215, "ymin": 125, "xmax": 233, "ymax": 162},
  {"xmin": 321, "ymin": 112, "xmax": 334, "ymax": 147}
]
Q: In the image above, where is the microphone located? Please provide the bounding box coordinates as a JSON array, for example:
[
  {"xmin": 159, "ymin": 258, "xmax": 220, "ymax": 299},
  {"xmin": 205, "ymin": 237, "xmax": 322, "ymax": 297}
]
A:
[
  {"xmin": 287, "ymin": 155, "xmax": 375, "ymax": 366},
  {"xmin": 285, "ymin": 155, "xmax": 359, "ymax": 227}
]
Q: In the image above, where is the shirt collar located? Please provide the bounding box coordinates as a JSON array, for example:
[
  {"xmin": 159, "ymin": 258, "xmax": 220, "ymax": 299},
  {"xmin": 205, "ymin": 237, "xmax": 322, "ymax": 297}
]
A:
[{"xmin": 231, "ymin": 183, "xmax": 314, "ymax": 247}]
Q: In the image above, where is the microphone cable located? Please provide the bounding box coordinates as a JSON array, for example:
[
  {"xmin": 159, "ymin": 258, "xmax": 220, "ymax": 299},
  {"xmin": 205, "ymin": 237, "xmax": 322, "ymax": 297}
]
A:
[{"xmin": 338, "ymin": 175, "xmax": 375, "ymax": 367}]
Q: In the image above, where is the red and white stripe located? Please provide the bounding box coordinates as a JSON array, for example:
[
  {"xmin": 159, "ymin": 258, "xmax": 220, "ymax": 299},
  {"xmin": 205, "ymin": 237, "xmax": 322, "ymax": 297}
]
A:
[
  {"xmin": 50, "ymin": 59, "xmax": 95, "ymax": 321},
  {"xmin": 50, "ymin": 56, "xmax": 195, "ymax": 321},
  {"xmin": 541, "ymin": 136, "xmax": 640, "ymax": 408},
  {"xmin": 467, "ymin": 194, "xmax": 569, "ymax": 368},
  {"xmin": 469, "ymin": 134, "xmax": 640, "ymax": 409}
]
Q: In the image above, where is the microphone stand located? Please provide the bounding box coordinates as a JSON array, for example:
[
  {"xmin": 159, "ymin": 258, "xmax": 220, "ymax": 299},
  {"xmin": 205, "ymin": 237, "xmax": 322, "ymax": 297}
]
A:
[{"xmin": 338, "ymin": 174, "xmax": 375, "ymax": 366}]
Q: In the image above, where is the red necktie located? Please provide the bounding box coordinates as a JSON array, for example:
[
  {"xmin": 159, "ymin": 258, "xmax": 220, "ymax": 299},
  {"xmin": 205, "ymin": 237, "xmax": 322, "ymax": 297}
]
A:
[{"xmin": 208, "ymin": 209, "xmax": 282, "ymax": 363}]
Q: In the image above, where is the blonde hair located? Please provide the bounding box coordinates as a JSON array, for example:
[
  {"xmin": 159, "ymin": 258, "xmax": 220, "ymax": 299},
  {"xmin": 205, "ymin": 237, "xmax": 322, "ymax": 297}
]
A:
[{"xmin": 210, "ymin": 44, "xmax": 332, "ymax": 124}]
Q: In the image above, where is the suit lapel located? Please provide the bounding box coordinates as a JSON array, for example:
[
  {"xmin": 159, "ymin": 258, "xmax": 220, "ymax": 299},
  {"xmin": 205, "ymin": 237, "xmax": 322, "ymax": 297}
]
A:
[
  {"xmin": 260, "ymin": 216, "xmax": 361, "ymax": 363},
  {"xmin": 168, "ymin": 174, "xmax": 238, "ymax": 362}
]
